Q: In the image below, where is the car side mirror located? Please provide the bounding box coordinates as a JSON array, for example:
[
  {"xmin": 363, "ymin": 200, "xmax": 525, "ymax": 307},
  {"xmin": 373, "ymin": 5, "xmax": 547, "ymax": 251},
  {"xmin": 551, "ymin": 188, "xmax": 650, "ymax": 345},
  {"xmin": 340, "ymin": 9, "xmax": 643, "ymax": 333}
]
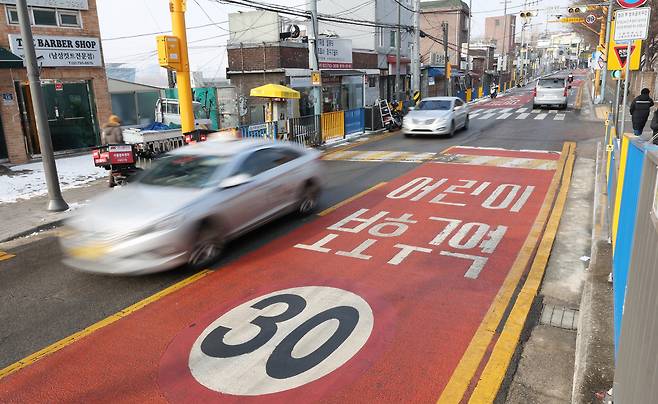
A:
[{"xmin": 219, "ymin": 173, "xmax": 252, "ymax": 189}]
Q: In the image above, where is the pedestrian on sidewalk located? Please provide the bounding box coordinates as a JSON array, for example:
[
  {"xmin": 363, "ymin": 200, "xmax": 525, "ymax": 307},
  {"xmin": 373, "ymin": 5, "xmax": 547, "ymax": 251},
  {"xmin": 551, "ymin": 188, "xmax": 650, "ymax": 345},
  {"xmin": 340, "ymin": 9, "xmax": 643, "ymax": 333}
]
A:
[
  {"xmin": 629, "ymin": 88, "xmax": 654, "ymax": 136},
  {"xmin": 101, "ymin": 114, "xmax": 124, "ymax": 145}
]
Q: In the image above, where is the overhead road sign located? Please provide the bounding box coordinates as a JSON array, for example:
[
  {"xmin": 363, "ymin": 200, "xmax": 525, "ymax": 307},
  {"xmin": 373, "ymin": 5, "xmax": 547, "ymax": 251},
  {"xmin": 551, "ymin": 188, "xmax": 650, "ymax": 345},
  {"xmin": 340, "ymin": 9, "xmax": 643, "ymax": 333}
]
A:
[
  {"xmin": 616, "ymin": 0, "xmax": 648, "ymax": 8},
  {"xmin": 614, "ymin": 8, "xmax": 651, "ymax": 41}
]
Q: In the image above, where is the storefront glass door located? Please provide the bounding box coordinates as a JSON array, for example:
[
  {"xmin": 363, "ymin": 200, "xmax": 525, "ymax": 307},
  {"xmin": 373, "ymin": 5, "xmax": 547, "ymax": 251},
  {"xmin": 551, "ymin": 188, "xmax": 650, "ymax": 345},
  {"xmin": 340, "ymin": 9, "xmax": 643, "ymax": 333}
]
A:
[{"xmin": 21, "ymin": 81, "xmax": 98, "ymax": 154}]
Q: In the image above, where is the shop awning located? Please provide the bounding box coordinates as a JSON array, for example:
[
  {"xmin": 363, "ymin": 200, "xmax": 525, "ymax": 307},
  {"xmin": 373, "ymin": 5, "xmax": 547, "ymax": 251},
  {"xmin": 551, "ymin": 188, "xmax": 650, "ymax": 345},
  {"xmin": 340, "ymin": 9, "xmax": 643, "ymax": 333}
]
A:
[
  {"xmin": 321, "ymin": 69, "xmax": 364, "ymax": 76},
  {"xmin": 249, "ymin": 83, "xmax": 300, "ymax": 99},
  {"xmin": 0, "ymin": 47, "xmax": 23, "ymax": 69},
  {"xmin": 387, "ymin": 55, "xmax": 411, "ymax": 64}
]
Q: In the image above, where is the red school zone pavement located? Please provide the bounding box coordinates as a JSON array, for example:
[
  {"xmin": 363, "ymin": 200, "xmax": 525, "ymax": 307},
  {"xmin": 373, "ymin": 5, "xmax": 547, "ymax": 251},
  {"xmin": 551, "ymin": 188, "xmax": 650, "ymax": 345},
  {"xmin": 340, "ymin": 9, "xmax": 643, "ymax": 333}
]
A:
[
  {"xmin": 0, "ymin": 147, "xmax": 561, "ymax": 403},
  {"xmin": 473, "ymin": 92, "xmax": 534, "ymax": 109}
]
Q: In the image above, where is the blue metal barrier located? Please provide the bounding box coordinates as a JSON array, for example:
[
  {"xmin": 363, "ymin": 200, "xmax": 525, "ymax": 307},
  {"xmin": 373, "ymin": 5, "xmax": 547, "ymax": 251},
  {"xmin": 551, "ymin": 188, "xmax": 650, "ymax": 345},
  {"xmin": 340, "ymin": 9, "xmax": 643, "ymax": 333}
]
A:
[
  {"xmin": 456, "ymin": 90, "xmax": 466, "ymax": 101},
  {"xmin": 483, "ymin": 86, "xmax": 490, "ymax": 96},
  {"xmin": 344, "ymin": 108, "xmax": 365, "ymax": 136}
]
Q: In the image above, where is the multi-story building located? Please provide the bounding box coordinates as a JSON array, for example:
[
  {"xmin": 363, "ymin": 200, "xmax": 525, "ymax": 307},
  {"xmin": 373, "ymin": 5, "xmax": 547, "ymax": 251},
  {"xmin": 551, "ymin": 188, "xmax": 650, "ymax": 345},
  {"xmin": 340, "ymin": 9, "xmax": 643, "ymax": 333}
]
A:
[
  {"xmin": 317, "ymin": 0, "xmax": 414, "ymax": 100},
  {"xmin": 484, "ymin": 14, "xmax": 516, "ymax": 69},
  {"xmin": 0, "ymin": 0, "xmax": 110, "ymax": 164},
  {"xmin": 420, "ymin": 0, "xmax": 470, "ymax": 70}
]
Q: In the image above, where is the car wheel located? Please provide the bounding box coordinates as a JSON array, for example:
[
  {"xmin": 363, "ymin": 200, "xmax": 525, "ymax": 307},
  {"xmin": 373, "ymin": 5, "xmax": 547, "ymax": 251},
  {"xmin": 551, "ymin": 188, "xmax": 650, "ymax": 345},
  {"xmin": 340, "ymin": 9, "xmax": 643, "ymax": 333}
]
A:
[
  {"xmin": 298, "ymin": 181, "xmax": 320, "ymax": 216},
  {"xmin": 188, "ymin": 224, "xmax": 224, "ymax": 269},
  {"xmin": 447, "ymin": 121, "xmax": 455, "ymax": 138},
  {"xmin": 463, "ymin": 115, "xmax": 470, "ymax": 130},
  {"xmin": 532, "ymin": 103, "xmax": 538, "ymax": 109}
]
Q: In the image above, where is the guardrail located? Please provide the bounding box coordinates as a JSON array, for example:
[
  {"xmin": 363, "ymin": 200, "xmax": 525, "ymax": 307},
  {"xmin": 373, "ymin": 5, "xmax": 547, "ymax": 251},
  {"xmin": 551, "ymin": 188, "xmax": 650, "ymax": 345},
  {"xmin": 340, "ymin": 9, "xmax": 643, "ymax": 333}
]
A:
[
  {"xmin": 613, "ymin": 147, "xmax": 658, "ymax": 403},
  {"xmin": 321, "ymin": 111, "xmax": 345, "ymax": 141},
  {"xmin": 289, "ymin": 115, "xmax": 322, "ymax": 147}
]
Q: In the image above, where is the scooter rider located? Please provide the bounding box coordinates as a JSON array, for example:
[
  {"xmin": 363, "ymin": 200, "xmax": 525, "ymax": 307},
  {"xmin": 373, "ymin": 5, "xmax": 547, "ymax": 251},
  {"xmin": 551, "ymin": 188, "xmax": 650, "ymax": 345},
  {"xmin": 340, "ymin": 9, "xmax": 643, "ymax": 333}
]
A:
[
  {"xmin": 490, "ymin": 82, "xmax": 498, "ymax": 98},
  {"xmin": 568, "ymin": 72, "xmax": 574, "ymax": 83}
]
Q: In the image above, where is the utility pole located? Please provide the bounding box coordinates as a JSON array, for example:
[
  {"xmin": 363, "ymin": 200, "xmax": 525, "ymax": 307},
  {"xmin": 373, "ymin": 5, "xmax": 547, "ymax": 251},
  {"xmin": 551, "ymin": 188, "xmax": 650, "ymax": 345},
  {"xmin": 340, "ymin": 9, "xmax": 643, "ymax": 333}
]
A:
[
  {"xmin": 502, "ymin": 0, "xmax": 509, "ymax": 74},
  {"xmin": 412, "ymin": 0, "xmax": 421, "ymax": 96},
  {"xmin": 169, "ymin": 0, "xmax": 194, "ymax": 134},
  {"xmin": 598, "ymin": 0, "xmax": 614, "ymax": 104},
  {"xmin": 16, "ymin": 0, "xmax": 67, "ymax": 211},
  {"xmin": 309, "ymin": 0, "xmax": 322, "ymax": 115},
  {"xmin": 395, "ymin": 1, "xmax": 401, "ymax": 101},
  {"xmin": 466, "ymin": 0, "xmax": 473, "ymax": 72},
  {"xmin": 442, "ymin": 21, "xmax": 449, "ymax": 96}
]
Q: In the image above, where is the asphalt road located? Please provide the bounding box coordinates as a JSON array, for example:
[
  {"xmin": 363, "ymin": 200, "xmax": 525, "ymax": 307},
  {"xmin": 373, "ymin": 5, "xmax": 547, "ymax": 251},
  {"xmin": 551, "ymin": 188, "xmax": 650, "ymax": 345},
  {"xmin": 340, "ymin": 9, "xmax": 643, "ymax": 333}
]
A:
[{"xmin": 0, "ymin": 73, "xmax": 601, "ymax": 371}]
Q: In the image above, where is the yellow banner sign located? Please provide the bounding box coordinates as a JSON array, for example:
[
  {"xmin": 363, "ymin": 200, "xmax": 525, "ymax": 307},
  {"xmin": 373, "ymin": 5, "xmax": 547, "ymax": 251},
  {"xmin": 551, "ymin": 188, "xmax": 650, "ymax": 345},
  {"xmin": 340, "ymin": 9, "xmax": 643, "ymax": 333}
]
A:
[{"xmin": 558, "ymin": 17, "xmax": 585, "ymax": 23}]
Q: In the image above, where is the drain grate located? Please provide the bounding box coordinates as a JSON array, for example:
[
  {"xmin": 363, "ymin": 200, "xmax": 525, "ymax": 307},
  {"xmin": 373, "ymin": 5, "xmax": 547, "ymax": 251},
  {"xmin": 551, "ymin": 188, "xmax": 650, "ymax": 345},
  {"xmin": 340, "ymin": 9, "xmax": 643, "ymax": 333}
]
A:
[{"xmin": 539, "ymin": 304, "xmax": 579, "ymax": 331}]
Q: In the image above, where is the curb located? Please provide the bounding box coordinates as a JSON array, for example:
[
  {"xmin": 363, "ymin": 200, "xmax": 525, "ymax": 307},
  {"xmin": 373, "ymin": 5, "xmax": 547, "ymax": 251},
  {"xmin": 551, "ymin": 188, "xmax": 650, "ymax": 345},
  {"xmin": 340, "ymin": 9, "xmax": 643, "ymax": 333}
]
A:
[{"xmin": 0, "ymin": 219, "xmax": 66, "ymax": 245}]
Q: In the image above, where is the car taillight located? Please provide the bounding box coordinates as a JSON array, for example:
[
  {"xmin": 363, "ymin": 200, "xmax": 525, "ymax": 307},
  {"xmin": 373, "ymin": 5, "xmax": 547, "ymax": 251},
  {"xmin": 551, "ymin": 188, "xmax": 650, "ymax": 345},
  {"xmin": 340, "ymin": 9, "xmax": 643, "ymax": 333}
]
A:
[
  {"xmin": 200, "ymin": 134, "xmax": 207, "ymax": 142},
  {"xmin": 533, "ymin": 88, "xmax": 537, "ymax": 97},
  {"xmin": 184, "ymin": 134, "xmax": 192, "ymax": 143}
]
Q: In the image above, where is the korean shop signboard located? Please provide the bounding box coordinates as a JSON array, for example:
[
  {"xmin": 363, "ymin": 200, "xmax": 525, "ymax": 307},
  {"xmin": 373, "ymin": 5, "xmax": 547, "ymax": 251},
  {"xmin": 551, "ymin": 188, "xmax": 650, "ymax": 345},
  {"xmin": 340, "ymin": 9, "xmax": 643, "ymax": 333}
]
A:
[
  {"xmin": 8, "ymin": 34, "xmax": 102, "ymax": 67},
  {"xmin": 317, "ymin": 37, "xmax": 353, "ymax": 69},
  {"xmin": 0, "ymin": 0, "xmax": 88, "ymax": 10}
]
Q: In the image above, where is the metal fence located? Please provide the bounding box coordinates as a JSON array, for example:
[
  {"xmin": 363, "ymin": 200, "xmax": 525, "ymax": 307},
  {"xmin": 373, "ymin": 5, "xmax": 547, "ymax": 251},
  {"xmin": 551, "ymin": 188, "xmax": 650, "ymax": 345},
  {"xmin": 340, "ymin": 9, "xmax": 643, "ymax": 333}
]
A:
[
  {"xmin": 321, "ymin": 111, "xmax": 345, "ymax": 141},
  {"xmin": 289, "ymin": 115, "xmax": 322, "ymax": 147},
  {"xmin": 344, "ymin": 108, "xmax": 365, "ymax": 136},
  {"xmin": 613, "ymin": 148, "xmax": 658, "ymax": 403}
]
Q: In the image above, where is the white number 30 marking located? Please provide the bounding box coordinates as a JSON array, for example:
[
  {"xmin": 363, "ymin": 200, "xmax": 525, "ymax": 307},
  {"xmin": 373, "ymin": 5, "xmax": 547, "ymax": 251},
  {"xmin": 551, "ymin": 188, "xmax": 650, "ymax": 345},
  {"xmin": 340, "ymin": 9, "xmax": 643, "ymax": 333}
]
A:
[{"xmin": 188, "ymin": 286, "xmax": 374, "ymax": 395}]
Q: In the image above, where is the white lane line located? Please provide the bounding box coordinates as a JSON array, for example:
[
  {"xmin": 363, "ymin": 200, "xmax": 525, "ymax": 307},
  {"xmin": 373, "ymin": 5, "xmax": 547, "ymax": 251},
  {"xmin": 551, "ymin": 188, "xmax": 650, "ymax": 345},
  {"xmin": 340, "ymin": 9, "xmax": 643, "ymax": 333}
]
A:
[
  {"xmin": 516, "ymin": 108, "xmax": 528, "ymax": 113},
  {"xmin": 477, "ymin": 112, "xmax": 497, "ymax": 119},
  {"xmin": 534, "ymin": 113, "xmax": 548, "ymax": 120},
  {"xmin": 498, "ymin": 108, "xmax": 513, "ymax": 113},
  {"xmin": 496, "ymin": 113, "xmax": 513, "ymax": 120},
  {"xmin": 554, "ymin": 114, "xmax": 566, "ymax": 120},
  {"xmin": 516, "ymin": 112, "xmax": 530, "ymax": 119}
]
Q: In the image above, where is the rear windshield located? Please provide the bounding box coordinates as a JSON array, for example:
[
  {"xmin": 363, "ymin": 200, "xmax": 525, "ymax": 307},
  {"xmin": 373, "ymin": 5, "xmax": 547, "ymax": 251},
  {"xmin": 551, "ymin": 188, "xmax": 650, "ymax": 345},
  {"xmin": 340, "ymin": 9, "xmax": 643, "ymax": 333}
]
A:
[
  {"xmin": 139, "ymin": 155, "xmax": 230, "ymax": 188},
  {"xmin": 416, "ymin": 100, "xmax": 452, "ymax": 110},
  {"xmin": 537, "ymin": 79, "xmax": 565, "ymax": 88}
]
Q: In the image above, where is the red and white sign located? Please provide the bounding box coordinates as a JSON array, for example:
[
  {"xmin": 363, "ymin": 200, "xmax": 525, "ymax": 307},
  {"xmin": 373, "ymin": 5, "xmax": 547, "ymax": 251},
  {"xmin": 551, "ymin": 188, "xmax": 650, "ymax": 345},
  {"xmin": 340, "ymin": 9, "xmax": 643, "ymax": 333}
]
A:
[
  {"xmin": 108, "ymin": 145, "xmax": 134, "ymax": 165},
  {"xmin": 614, "ymin": 45, "xmax": 636, "ymax": 68},
  {"xmin": 616, "ymin": 0, "xmax": 647, "ymax": 8}
]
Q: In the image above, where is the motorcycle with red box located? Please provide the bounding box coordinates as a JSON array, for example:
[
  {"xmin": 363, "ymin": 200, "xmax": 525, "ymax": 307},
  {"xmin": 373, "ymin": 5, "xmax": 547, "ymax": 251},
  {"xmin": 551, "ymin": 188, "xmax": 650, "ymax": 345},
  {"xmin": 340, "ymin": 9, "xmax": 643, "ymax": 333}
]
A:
[{"xmin": 92, "ymin": 144, "xmax": 143, "ymax": 187}]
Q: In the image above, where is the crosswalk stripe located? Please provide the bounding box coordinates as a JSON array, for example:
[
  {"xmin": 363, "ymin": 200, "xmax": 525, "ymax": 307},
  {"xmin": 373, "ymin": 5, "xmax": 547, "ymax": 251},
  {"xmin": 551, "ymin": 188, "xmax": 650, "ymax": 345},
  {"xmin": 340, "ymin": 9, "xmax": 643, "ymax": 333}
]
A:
[
  {"xmin": 554, "ymin": 114, "xmax": 566, "ymax": 121},
  {"xmin": 470, "ymin": 112, "xmax": 482, "ymax": 118},
  {"xmin": 516, "ymin": 113, "xmax": 530, "ymax": 119},
  {"xmin": 534, "ymin": 113, "xmax": 548, "ymax": 120},
  {"xmin": 531, "ymin": 110, "xmax": 541, "ymax": 114},
  {"xmin": 477, "ymin": 112, "xmax": 497, "ymax": 119},
  {"xmin": 516, "ymin": 108, "xmax": 528, "ymax": 113},
  {"xmin": 498, "ymin": 108, "xmax": 513, "ymax": 113},
  {"xmin": 496, "ymin": 113, "xmax": 512, "ymax": 120},
  {"xmin": 549, "ymin": 110, "xmax": 558, "ymax": 114}
]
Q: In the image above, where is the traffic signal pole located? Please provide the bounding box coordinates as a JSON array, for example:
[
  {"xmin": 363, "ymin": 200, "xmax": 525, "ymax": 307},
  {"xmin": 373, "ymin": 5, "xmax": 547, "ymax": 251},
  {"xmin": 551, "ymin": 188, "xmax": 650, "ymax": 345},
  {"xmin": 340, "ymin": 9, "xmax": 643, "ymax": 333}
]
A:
[
  {"xmin": 169, "ymin": 0, "xmax": 195, "ymax": 134},
  {"xmin": 16, "ymin": 0, "xmax": 68, "ymax": 211},
  {"xmin": 598, "ymin": 0, "xmax": 614, "ymax": 104}
]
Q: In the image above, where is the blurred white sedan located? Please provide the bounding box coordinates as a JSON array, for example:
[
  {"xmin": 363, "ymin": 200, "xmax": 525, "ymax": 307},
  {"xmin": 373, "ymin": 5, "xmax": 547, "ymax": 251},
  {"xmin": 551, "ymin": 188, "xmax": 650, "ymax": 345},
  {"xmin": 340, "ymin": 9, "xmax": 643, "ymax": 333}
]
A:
[
  {"xmin": 60, "ymin": 138, "xmax": 323, "ymax": 275},
  {"xmin": 402, "ymin": 96, "xmax": 469, "ymax": 137}
]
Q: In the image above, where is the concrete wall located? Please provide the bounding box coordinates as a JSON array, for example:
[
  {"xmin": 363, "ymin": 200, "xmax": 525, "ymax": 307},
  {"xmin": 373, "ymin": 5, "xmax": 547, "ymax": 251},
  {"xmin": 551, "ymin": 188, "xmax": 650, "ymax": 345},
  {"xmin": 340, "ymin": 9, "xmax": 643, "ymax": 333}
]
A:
[
  {"xmin": 0, "ymin": 0, "xmax": 110, "ymax": 163},
  {"xmin": 317, "ymin": 0, "xmax": 376, "ymax": 51}
]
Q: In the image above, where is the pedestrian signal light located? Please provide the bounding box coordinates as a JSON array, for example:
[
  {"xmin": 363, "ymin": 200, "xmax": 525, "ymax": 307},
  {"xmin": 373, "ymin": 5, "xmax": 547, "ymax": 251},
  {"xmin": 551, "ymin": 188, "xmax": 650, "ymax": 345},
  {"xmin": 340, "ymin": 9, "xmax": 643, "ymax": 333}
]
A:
[
  {"xmin": 568, "ymin": 6, "xmax": 587, "ymax": 13},
  {"xmin": 520, "ymin": 11, "xmax": 533, "ymax": 18}
]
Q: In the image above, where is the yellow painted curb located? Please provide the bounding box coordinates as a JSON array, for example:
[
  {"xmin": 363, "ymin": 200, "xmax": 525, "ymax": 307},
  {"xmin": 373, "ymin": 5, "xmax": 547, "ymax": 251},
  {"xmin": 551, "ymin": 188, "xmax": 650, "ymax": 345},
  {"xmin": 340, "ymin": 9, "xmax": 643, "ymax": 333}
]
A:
[
  {"xmin": 611, "ymin": 134, "xmax": 631, "ymax": 252},
  {"xmin": 468, "ymin": 143, "xmax": 576, "ymax": 403},
  {"xmin": 437, "ymin": 142, "xmax": 574, "ymax": 404},
  {"xmin": 0, "ymin": 269, "xmax": 211, "ymax": 381},
  {"xmin": 0, "ymin": 252, "xmax": 15, "ymax": 262}
]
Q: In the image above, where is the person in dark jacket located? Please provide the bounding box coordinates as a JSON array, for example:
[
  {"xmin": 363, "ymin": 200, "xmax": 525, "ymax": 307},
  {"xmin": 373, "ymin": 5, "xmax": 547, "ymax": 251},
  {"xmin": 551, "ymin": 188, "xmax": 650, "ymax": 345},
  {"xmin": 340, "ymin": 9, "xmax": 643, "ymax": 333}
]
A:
[{"xmin": 629, "ymin": 88, "xmax": 654, "ymax": 136}]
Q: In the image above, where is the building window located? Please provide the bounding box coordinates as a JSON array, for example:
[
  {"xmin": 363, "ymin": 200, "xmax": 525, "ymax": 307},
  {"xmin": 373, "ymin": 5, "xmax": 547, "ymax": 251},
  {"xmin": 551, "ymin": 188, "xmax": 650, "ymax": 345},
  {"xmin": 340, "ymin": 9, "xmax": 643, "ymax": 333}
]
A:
[
  {"xmin": 495, "ymin": 19, "xmax": 500, "ymax": 26},
  {"xmin": 59, "ymin": 11, "xmax": 80, "ymax": 27},
  {"xmin": 6, "ymin": 6, "xmax": 18, "ymax": 24},
  {"xmin": 390, "ymin": 30, "xmax": 396, "ymax": 47},
  {"xmin": 32, "ymin": 8, "xmax": 57, "ymax": 26},
  {"xmin": 6, "ymin": 6, "xmax": 81, "ymax": 28},
  {"xmin": 378, "ymin": 27, "xmax": 384, "ymax": 47}
]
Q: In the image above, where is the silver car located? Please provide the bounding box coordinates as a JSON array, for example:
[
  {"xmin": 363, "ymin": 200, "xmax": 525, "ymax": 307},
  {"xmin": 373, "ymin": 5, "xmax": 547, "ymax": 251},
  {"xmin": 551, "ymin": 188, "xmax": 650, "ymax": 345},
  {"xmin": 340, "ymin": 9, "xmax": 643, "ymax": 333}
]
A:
[
  {"xmin": 60, "ymin": 139, "xmax": 323, "ymax": 275},
  {"xmin": 402, "ymin": 96, "xmax": 469, "ymax": 137},
  {"xmin": 533, "ymin": 77, "xmax": 570, "ymax": 109}
]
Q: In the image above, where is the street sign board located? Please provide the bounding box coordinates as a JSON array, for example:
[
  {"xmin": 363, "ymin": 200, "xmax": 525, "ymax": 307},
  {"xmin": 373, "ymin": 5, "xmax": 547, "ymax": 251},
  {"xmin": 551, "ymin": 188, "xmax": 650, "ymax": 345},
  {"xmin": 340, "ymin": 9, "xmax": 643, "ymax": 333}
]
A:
[
  {"xmin": 613, "ymin": 45, "xmax": 636, "ymax": 68},
  {"xmin": 616, "ymin": 0, "xmax": 648, "ymax": 8},
  {"xmin": 607, "ymin": 21, "xmax": 642, "ymax": 70},
  {"xmin": 614, "ymin": 8, "xmax": 651, "ymax": 41},
  {"xmin": 586, "ymin": 14, "xmax": 596, "ymax": 24}
]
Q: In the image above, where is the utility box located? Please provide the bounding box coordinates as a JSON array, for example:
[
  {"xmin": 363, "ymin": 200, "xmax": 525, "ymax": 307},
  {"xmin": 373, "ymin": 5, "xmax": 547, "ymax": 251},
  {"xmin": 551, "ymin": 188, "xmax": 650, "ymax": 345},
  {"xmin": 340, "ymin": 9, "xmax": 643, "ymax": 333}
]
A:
[{"xmin": 157, "ymin": 35, "xmax": 182, "ymax": 71}]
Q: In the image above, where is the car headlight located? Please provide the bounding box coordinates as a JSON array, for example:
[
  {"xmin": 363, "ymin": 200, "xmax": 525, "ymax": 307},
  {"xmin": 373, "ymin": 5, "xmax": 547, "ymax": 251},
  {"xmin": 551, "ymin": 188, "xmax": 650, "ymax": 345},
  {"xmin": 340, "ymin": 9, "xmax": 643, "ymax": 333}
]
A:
[{"xmin": 137, "ymin": 214, "xmax": 185, "ymax": 237}]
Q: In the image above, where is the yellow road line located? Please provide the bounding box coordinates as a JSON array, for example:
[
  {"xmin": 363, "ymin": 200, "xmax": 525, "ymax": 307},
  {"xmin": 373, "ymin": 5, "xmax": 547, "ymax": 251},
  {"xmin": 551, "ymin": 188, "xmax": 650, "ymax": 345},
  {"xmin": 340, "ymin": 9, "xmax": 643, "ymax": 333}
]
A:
[
  {"xmin": 318, "ymin": 182, "xmax": 387, "ymax": 217},
  {"xmin": 575, "ymin": 84, "xmax": 583, "ymax": 110},
  {"xmin": 437, "ymin": 142, "xmax": 574, "ymax": 404},
  {"xmin": 611, "ymin": 134, "xmax": 631, "ymax": 252},
  {"xmin": 468, "ymin": 142, "xmax": 576, "ymax": 403},
  {"xmin": 0, "ymin": 252, "xmax": 15, "ymax": 262},
  {"xmin": 322, "ymin": 130, "xmax": 400, "ymax": 158},
  {"xmin": 0, "ymin": 269, "xmax": 211, "ymax": 381}
]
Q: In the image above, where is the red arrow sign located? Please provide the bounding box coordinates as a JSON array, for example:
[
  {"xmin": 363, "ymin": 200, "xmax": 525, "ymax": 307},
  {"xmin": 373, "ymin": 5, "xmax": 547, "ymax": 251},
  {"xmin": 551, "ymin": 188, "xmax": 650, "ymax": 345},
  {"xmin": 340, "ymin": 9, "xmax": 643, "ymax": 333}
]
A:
[{"xmin": 614, "ymin": 45, "xmax": 635, "ymax": 68}]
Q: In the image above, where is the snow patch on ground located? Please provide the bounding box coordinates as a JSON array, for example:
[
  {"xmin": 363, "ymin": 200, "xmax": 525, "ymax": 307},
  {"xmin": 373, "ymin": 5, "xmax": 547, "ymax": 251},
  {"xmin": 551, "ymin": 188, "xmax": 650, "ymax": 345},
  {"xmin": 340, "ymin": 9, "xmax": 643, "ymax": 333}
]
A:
[{"xmin": 0, "ymin": 155, "xmax": 106, "ymax": 203}]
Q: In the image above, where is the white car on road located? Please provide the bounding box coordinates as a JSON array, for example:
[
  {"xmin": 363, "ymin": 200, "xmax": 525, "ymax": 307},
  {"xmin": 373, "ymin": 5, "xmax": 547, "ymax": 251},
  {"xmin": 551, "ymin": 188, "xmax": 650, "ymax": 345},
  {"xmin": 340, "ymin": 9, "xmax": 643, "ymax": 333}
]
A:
[{"xmin": 402, "ymin": 96, "xmax": 469, "ymax": 137}]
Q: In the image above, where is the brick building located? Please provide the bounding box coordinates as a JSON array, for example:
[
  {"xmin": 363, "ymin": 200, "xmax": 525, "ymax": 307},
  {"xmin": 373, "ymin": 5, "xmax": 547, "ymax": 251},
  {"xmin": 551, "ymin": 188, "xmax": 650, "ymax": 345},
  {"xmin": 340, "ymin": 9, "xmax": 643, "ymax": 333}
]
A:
[
  {"xmin": 484, "ymin": 14, "xmax": 516, "ymax": 70},
  {"xmin": 420, "ymin": 0, "xmax": 470, "ymax": 69},
  {"xmin": 0, "ymin": 0, "xmax": 110, "ymax": 164}
]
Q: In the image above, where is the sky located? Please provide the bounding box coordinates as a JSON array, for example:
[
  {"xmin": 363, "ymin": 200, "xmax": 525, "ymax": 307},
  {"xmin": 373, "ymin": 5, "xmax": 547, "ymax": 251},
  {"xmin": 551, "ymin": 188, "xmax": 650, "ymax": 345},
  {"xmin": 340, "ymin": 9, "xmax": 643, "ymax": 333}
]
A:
[{"xmin": 97, "ymin": 0, "xmax": 571, "ymax": 83}]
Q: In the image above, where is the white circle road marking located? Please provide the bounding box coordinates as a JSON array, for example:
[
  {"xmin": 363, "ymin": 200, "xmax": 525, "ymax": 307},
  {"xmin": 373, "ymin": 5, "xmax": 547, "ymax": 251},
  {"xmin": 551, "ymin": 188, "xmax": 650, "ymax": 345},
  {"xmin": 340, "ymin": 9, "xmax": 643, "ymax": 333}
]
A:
[{"xmin": 188, "ymin": 286, "xmax": 374, "ymax": 396}]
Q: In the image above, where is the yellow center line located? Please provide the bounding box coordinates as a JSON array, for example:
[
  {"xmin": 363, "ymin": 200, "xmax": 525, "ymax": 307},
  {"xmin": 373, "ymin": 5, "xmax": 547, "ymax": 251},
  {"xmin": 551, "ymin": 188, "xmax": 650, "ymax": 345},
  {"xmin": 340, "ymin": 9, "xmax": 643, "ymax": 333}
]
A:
[
  {"xmin": 468, "ymin": 143, "xmax": 576, "ymax": 403},
  {"xmin": 437, "ymin": 141, "xmax": 575, "ymax": 404},
  {"xmin": 0, "ymin": 269, "xmax": 211, "ymax": 381},
  {"xmin": 0, "ymin": 252, "xmax": 16, "ymax": 262}
]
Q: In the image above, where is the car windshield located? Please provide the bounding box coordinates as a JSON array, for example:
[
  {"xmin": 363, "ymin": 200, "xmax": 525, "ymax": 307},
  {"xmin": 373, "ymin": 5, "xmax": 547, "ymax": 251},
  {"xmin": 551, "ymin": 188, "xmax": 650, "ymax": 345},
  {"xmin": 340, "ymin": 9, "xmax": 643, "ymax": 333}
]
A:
[
  {"xmin": 416, "ymin": 100, "xmax": 452, "ymax": 110},
  {"xmin": 139, "ymin": 154, "xmax": 230, "ymax": 188},
  {"xmin": 538, "ymin": 79, "xmax": 565, "ymax": 89}
]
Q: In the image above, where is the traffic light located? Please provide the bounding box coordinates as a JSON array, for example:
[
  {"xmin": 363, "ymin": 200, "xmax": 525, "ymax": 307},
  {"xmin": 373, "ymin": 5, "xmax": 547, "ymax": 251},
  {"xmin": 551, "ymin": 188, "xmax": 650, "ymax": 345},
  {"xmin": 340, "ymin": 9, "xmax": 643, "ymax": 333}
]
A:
[
  {"xmin": 520, "ymin": 11, "xmax": 534, "ymax": 18},
  {"xmin": 568, "ymin": 6, "xmax": 587, "ymax": 13}
]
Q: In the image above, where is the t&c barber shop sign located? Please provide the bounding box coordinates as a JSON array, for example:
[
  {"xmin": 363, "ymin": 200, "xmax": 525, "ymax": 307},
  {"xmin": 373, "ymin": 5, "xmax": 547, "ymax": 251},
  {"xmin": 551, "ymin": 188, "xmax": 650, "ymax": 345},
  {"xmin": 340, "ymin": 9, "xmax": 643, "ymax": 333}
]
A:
[{"xmin": 8, "ymin": 34, "xmax": 102, "ymax": 67}]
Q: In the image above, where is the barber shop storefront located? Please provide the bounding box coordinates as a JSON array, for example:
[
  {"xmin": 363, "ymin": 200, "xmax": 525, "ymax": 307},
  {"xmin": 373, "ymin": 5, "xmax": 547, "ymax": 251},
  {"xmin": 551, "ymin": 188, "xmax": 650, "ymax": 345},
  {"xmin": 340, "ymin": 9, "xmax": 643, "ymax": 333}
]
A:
[{"xmin": 0, "ymin": 0, "xmax": 110, "ymax": 164}]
